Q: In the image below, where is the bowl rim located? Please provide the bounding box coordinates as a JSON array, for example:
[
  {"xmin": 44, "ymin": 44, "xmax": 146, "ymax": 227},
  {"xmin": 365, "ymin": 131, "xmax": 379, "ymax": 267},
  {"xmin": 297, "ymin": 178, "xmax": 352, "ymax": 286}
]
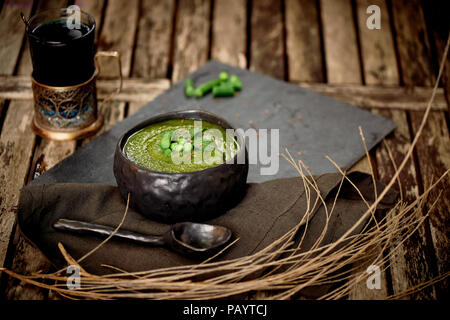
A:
[{"xmin": 115, "ymin": 109, "xmax": 248, "ymax": 176}]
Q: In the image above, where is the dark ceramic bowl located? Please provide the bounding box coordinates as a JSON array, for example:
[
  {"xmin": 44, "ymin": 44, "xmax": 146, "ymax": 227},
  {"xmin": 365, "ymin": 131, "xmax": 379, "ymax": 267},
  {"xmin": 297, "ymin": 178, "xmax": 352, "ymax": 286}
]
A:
[{"xmin": 114, "ymin": 110, "xmax": 248, "ymax": 224}]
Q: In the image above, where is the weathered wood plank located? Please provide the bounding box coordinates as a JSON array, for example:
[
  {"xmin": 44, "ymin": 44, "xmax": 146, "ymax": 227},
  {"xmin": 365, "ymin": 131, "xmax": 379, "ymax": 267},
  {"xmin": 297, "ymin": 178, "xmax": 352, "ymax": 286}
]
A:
[
  {"xmin": 171, "ymin": 0, "xmax": 211, "ymax": 83},
  {"xmin": 211, "ymin": 0, "xmax": 247, "ymax": 69},
  {"xmin": 391, "ymin": 0, "xmax": 450, "ymax": 297},
  {"xmin": 0, "ymin": 3, "xmax": 38, "ymax": 288},
  {"xmin": 320, "ymin": 0, "xmax": 362, "ymax": 84},
  {"xmin": 421, "ymin": 0, "xmax": 450, "ymax": 110},
  {"xmin": 320, "ymin": 0, "xmax": 388, "ymax": 300},
  {"xmin": 357, "ymin": 0, "xmax": 436, "ymax": 299},
  {"xmin": 0, "ymin": 0, "xmax": 32, "ymax": 75},
  {"xmin": 250, "ymin": 0, "xmax": 285, "ymax": 96},
  {"xmin": 128, "ymin": 0, "xmax": 175, "ymax": 116},
  {"xmin": 82, "ymin": 0, "xmax": 139, "ymax": 144},
  {"xmin": 250, "ymin": 0, "xmax": 284, "ymax": 80},
  {"xmin": 132, "ymin": 0, "xmax": 175, "ymax": 79},
  {"xmin": 355, "ymin": 0, "xmax": 397, "ymax": 86},
  {"xmin": 391, "ymin": 0, "xmax": 434, "ymax": 87},
  {"xmin": 96, "ymin": 0, "xmax": 139, "ymax": 79},
  {"xmin": 4, "ymin": 142, "xmax": 77, "ymax": 300},
  {"xmin": 3, "ymin": 0, "xmax": 73, "ymax": 301},
  {"xmin": 374, "ymin": 108, "xmax": 437, "ymax": 300},
  {"xmin": 1, "ymin": 75, "xmax": 447, "ymax": 111},
  {"xmin": 0, "ymin": 0, "xmax": 33, "ymax": 128},
  {"xmin": 373, "ymin": 107, "xmax": 438, "ymax": 300},
  {"xmin": 0, "ymin": 0, "xmax": 37, "ymax": 273},
  {"xmin": 409, "ymin": 110, "xmax": 450, "ymax": 297},
  {"xmin": 24, "ymin": 139, "xmax": 78, "ymax": 301},
  {"xmin": 285, "ymin": 0, "xmax": 323, "ymax": 82},
  {"xmin": 0, "ymin": 102, "xmax": 36, "ymax": 270}
]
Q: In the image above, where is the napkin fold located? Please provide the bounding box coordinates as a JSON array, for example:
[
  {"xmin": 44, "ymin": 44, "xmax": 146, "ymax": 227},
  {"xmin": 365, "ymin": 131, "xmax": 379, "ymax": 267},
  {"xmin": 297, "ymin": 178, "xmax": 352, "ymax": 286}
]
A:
[{"xmin": 17, "ymin": 172, "xmax": 397, "ymax": 297}]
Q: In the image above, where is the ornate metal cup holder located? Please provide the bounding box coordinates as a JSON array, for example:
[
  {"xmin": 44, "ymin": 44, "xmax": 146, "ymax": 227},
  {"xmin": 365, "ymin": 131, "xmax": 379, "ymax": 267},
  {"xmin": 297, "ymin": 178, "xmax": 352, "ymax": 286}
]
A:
[{"xmin": 31, "ymin": 51, "xmax": 122, "ymax": 141}]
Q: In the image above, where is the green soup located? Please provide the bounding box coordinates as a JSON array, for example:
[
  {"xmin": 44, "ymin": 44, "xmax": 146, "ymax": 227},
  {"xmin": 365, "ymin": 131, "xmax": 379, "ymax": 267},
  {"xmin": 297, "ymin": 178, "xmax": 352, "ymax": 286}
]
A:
[{"xmin": 124, "ymin": 119, "xmax": 239, "ymax": 173}]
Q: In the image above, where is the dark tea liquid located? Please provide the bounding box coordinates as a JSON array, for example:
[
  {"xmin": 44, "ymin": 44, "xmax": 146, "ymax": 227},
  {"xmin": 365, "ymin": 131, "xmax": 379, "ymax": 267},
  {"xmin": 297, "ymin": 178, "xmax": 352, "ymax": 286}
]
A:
[{"xmin": 29, "ymin": 19, "xmax": 95, "ymax": 86}]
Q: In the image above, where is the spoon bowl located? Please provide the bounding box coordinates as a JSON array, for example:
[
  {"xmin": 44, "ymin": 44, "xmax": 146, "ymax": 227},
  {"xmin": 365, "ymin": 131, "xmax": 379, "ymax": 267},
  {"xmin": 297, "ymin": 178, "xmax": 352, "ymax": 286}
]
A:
[{"xmin": 168, "ymin": 222, "xmax": 232, "ymax": 255}]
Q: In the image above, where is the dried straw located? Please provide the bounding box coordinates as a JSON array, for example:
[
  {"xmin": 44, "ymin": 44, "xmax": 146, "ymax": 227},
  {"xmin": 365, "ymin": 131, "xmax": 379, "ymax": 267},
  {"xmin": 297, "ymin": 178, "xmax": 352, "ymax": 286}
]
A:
[{"xmin": 1, "ymin": 33, "xmax": 449, "ymax": 301}]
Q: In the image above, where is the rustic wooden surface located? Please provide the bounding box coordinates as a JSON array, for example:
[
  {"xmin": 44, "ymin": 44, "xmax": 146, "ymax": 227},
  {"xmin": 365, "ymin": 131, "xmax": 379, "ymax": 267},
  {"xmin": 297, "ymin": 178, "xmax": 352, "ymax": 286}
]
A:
[
  {"xmin": 0, "ymin": 0, "xmax": 448, "ymax": 300},
  {"xmin": 391, "ymin": 0, "xmax": 450, "ymax": 297},
  {"xmin": 171, "ymin": 0, "xmax": 211, "ymax": 83},
  {"xmin": 250, "ymin": 0, "xmax": 285, "ymax": 80},
  {"xmin": 211, "ymin": 0, "xmax": 247, "ymax": 68},
  {"xmin": 285, "ymin": 0, "xmax": 323, "ymax": 82}
]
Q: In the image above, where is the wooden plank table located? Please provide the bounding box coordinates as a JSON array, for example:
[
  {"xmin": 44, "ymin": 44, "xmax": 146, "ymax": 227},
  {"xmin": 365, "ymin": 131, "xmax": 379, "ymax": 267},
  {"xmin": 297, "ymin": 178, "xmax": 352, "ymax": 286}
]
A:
[{"xmin": 0, "ymin": 0, "xmax": 448, "ymax": 300}]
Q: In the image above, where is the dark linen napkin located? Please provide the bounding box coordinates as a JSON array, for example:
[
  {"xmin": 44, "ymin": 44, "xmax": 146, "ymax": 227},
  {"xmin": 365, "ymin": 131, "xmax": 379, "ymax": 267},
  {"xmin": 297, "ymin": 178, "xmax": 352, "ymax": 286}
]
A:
[{"xmin": 17, "ymin": 172, "xmax": 397, "ymax": 280}]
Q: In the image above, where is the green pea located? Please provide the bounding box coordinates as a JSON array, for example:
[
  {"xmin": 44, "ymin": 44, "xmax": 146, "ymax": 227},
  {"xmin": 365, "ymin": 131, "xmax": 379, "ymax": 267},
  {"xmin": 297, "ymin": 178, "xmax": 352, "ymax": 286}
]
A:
[
  {"xmin": 202, "ymin": 140, "xmax": 212, "ymax": 150},
  {"xmin": 219, "ymin": 71, "xmax": 228, "ymax": 82},
  {"xmin": 170, "ymin": 142, "xmax": 178, "ymax": 150},
  {"xmin": 230, "ymin": 75, "xmax": 242, "ymax": 91},
  {"xmin": 212, "ymin": 83, "xmax": 235, "ymax": 97},
  {"xmin": 185, "ymin": 86, "xmax": 195, "ymax": 97},
  {"xmin": 163, "ymin": 148, "xmax": 172, "ymax": 157},
  {"xmin": 194, "ymin": 79, "xmax": 221, "ymax": 98},
  {"xmin": 160, "ymin": 135, "xmax": 171, "ymax": 149},
  {"xmin": 184, "ymin": 79, "xmax": 195, "ymax": 97}
]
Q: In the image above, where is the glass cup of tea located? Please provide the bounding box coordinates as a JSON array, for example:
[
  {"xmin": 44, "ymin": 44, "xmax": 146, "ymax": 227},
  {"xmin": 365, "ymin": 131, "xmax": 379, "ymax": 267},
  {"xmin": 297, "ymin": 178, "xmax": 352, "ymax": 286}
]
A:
[{"xmin": 23, "ymin": 7, "xmax": 122, "ymax": 140}]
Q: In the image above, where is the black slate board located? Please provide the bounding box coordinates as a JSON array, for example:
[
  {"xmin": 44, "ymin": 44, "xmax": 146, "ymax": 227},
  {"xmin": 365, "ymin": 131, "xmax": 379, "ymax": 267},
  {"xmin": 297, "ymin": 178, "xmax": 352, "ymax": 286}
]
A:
[{"xmin": 30, "ymin": 61, "xmax": 395, "ymax": 185}]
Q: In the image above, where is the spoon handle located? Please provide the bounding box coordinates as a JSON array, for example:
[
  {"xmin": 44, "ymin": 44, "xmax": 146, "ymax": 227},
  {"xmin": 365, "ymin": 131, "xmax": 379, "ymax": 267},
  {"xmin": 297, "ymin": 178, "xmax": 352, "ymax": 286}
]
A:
[{"xmin": 53, "ymin": 219, "xmax": 165, "ymax": 246}]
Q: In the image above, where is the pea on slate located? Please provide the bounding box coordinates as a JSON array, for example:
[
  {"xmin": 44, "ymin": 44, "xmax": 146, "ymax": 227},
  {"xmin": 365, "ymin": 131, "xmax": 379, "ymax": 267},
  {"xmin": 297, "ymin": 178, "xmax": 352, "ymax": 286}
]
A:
[
  {"xmin": 184, "ymin": 79, "xmax": 195, "ymax": 97},
  {"xmin": 213, "ymin": 82, "xmax": 235, "ymax": 97},
  {"xmin": 230, "ymin": 75, "xmax": 242, "ymax": 91},
  {"xmin": 219, "ymin": 71, "xmax": 228, "ymax": 82},
  {"xmin": 194, "ymin": 79, "xmax": 221, "ymax": 98},
  {"xmin": 183, "ymin": 72, "xmax": 243, "ymax": 99}
]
